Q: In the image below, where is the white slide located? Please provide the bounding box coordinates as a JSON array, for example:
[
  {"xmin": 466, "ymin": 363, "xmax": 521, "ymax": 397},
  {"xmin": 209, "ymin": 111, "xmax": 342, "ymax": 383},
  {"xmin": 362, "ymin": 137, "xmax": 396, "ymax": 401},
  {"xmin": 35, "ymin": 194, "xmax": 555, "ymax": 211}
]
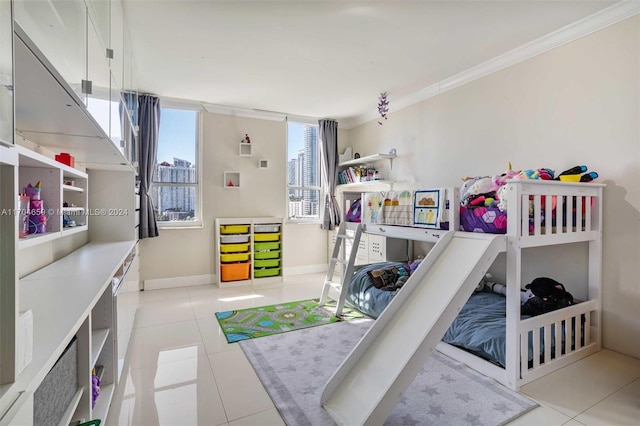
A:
[{"xmin": 321, "ymin": 231, "xmax": 506, "ymax": 426}]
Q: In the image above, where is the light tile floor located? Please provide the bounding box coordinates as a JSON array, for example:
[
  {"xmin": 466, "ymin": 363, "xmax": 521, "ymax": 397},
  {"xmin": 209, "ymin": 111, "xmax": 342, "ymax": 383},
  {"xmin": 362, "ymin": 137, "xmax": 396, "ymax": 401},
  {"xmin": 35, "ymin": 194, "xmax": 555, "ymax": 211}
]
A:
[{"xmin": 107, "ymin": 273, "xmax": 640, "ymax": 426}]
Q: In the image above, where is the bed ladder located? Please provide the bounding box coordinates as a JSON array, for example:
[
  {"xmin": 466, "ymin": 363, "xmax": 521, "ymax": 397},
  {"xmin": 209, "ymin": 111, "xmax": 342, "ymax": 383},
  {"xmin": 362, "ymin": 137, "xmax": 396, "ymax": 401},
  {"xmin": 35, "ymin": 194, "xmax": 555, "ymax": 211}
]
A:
[{"xmin": 319, "ymin": 221, "xmax": 363, "ymax": 317}]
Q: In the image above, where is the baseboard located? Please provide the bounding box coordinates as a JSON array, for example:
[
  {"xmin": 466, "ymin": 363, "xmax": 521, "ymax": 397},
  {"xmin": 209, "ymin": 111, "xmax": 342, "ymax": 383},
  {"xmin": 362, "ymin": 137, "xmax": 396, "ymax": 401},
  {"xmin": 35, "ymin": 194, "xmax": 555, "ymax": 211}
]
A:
[
  {"xmin": 283, "ymin": 264, "xmax": 328, "ymax": 276},
  {"xmin": 143, "ymin": 274, "xmax": 215, "ymax": 290},
  {"xmin": 143, "ymin": 266, "xmax": 328, "ymax": 290}
]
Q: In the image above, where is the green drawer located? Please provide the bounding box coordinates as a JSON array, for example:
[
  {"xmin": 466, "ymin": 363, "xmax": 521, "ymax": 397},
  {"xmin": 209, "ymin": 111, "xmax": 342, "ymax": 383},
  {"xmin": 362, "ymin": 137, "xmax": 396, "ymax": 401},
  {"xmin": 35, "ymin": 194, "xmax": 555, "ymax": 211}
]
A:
[
  {"xmin": 254, "ymin": 267, "xmax": 281, "ymax": 278},
  {"xmin": 254, "ymin": 259, "xmax": 280, "ymax": 268},
  {"xmin": 254, "ymin": 250, "xmax": 281, "ymax": 260},
  {"xmin": 254, "ymin": 241, "xmax": 280, "ymax": 251}
]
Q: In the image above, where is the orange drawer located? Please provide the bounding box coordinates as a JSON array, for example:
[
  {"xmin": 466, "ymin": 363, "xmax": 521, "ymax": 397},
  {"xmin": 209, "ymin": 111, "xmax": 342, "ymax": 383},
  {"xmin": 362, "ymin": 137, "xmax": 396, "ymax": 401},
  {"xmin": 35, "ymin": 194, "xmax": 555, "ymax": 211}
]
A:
[{"xmin": 220, "ymin": 262, "xmax": 251, "ymax": 282}]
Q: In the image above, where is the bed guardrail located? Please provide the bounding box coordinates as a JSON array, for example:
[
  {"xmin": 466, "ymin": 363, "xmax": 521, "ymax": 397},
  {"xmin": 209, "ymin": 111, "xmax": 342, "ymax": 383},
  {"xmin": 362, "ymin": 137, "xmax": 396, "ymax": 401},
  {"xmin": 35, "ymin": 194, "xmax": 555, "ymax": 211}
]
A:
[
  {"xmin": 505, "ymin": 180, "xmax": 604, "ymax": 247},
  {"xmin": 519, "ymin": 299, "xmax": 599, "ymax": 383}
]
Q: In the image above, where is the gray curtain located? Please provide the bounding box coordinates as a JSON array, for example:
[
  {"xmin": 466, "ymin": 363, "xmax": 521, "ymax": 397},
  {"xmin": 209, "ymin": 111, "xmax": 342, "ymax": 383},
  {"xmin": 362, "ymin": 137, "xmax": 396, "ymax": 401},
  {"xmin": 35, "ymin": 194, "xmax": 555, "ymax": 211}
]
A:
[
  {"xmin": 319, "ymin": 119, "xmax": 340, "ymax": 230},
  {"xmin": 138, "ymin": 94, "xmax": 160, "ymax": 239}
]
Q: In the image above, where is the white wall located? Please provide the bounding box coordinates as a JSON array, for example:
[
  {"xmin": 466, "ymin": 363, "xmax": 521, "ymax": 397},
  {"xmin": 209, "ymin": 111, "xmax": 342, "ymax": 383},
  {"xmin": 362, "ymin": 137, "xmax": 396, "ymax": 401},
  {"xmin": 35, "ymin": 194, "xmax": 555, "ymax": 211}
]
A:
[
  {"xmin": 140, "ymin": 113, "xmax": 350, "ymax": 283},
  {"xmin": 348, "ymin": 16, "xmax": 640, "ymax": 358}
]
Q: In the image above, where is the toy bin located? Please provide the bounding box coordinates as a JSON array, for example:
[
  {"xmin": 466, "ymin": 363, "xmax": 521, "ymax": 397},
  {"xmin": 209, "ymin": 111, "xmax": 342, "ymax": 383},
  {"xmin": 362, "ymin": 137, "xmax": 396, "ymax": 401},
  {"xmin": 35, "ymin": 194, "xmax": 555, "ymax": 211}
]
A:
[
  {"xmin": 220, "ymin": 234, "xmax": 250, "ymax": 244},
  {"xmin": 220, "ymin": 252, "xmax": 250, "ymax": 262},
  {"xmin": 254, "ymin": 267, "xmax": 281, "ymax": 278},
  {"xmin": 220, "ymin": 242, "xmax": 250, "ymax": 253},
  {"xmin": 254, "ymin": 241, "xmax": 280, "ymax": 251},
  {"xmin": 254, "ymin": 259, "xmax": 280, "ymax": 268},
  {"xmin": 254, "ymin": 224, "xmax": 280, "ymax": 233},
  {"xmin": 220, "ymin": 225, "xmax": 250, "ymax": 234},
  {"xmin": 220, "ymin": 262, "xmax": 251, "ymax": 281},
  {"xmin": 253, "ymin": 232, "xmax": 280, "ymax": 242},
  {"xmin": 254, "ymin": 250, "xmax": 281, "ymax": 260}
]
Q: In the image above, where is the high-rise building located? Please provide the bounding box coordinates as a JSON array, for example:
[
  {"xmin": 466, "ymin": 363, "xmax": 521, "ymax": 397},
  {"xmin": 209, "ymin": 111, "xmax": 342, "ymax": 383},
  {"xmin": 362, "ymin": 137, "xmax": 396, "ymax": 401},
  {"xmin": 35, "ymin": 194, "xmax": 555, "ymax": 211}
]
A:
[
  {"xmin": 303, "ymin": 126, "xmax": 318, "ymax": 216},
  {"xmin": 152, "ymin": 158, "xmax": 196, "ymax": 220}
]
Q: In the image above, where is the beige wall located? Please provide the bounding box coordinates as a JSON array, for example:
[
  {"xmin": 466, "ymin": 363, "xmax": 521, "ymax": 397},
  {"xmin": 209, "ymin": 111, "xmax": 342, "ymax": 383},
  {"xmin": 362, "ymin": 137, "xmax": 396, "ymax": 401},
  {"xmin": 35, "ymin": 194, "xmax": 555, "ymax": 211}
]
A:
[
  {"xmin": 348, "ymin": 16, "xmax": 640, "ymax": 358},
  {"xmin": 140, "ymin": 114, "xmax": 352, "ymax": 283}
]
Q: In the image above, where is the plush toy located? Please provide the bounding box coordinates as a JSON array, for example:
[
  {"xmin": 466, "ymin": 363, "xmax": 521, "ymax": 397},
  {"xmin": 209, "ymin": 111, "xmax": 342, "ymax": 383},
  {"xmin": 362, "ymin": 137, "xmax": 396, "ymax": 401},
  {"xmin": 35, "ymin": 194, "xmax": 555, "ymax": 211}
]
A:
[
  {"xmin": 487, "ymin": 280, "xmax": 534, "ymax": 303},
  {"xmin": 521, "ymin": 277, "xmax": 575, "ymax": 316},
  {"xmin": 555, "ymin": 165, "xmax": 599, "ymax": 182},
  {"xmin": 408, "ymin": 257, "xmax": 423, "ymax": 273}
]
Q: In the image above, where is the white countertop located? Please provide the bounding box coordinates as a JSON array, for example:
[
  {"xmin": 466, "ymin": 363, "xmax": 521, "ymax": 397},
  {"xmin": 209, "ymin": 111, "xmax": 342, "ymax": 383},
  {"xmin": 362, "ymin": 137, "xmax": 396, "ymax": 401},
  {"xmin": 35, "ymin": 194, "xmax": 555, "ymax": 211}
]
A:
[{"xmin": 0, "ymin": 240, "xmax": 136, "ymax": 413}]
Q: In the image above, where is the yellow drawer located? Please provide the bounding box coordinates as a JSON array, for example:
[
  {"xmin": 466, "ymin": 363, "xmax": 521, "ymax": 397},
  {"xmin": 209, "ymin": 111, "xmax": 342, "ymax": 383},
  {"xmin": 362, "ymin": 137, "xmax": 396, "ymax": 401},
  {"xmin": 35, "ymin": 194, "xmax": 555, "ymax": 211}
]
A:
[
  {"xmin": 220, "ymin": 242, "xmax": 250, "ymax": 253},
  {"xmin": 253, "ymin": 232, "xmax": 281, "ymax": 242},
  {"xmin": 220, "ymin": 225, "xmax": 250, "ymax": 234},
  {"xmin": 220, "ymin": 252, "xmax": 250, "ymax": 262}
]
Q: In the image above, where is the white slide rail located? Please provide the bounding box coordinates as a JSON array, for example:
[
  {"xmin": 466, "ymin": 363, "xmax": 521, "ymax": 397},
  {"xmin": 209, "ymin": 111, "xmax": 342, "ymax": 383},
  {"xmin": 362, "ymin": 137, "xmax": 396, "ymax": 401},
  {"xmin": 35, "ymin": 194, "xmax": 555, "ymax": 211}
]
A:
[{"xmin": 321, "ymin": 231, "xmax": 506, "ymax": 425}]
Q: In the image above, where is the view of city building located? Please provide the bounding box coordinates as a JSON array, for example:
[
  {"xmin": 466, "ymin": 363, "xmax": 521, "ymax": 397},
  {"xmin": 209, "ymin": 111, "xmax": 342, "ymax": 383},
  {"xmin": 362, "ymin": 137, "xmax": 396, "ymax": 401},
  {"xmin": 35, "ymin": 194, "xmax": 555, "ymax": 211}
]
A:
[
  {"xmin": 288, "ymin": 123, "xmax": 320, "ymax": 219},
  {"xmin": 152, "ymin": 157, "xmax": 196, "ymax": 221}
]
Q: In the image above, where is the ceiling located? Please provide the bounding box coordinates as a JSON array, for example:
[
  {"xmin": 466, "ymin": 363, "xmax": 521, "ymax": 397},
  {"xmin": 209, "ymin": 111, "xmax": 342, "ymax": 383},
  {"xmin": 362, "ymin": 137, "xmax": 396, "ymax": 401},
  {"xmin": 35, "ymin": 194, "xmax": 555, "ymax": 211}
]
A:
[{"xmin": 121, "ymin": 0, "xmax": 620, "ymax": 125}]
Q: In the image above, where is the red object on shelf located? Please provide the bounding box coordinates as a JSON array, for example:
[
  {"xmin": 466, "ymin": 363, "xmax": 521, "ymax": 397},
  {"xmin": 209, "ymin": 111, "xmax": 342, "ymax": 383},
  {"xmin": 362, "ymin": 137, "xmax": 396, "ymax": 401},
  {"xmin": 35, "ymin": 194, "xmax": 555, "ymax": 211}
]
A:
[{"xmin": 55, "ymin": 152, "xmax": 75, "ymax": 168}]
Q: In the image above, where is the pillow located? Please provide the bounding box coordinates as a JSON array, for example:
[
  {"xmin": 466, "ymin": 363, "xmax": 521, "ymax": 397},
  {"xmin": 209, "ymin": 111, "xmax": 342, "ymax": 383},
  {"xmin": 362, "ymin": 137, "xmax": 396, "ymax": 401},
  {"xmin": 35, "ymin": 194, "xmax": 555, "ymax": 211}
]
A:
[{"xmin": 367, "ymin": 266, "xmax": 408, "ymax": 289}]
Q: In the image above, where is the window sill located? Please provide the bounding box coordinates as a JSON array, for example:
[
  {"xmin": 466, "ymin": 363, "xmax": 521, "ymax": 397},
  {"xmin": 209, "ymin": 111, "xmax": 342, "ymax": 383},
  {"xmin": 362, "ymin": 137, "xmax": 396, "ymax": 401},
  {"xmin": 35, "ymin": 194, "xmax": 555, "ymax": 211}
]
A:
[
  {"xmin": 286, "ymin": 219, "xmax": 322, "ymax": 225},
  {"xmin": 158, "ymin": 221, "xmax": 203, "ymax": 230}
]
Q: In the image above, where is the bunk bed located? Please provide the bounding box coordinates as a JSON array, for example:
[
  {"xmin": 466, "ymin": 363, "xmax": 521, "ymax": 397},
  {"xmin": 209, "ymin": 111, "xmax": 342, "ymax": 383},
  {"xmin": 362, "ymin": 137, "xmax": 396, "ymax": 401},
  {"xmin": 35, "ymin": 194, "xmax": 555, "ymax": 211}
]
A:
[{"xmin": 335, "ymin": 179, "xmax": 603, "ymax": 391}]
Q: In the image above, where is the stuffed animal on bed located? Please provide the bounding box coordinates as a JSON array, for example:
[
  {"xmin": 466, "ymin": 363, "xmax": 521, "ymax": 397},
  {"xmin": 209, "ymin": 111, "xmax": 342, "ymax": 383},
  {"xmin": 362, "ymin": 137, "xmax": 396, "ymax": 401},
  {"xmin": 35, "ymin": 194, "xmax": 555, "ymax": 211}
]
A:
[
  {"xmin": 521, "ymin": 277, "xmax": 575, "ymax": 316},
  {"xmin": 486, "ymin": 281, "xmax": 534, "ymax": 304}
]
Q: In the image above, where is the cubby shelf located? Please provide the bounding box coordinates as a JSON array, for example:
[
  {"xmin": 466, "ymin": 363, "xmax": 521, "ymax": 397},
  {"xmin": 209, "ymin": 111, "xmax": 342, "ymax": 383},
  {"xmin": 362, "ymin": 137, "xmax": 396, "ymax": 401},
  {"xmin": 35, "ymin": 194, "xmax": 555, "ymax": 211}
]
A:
[
  {"xmin": 239, "ymin": 142, "xmax": 252, "ymax": 157},
  {"xmin": 223, "ymin": 171, "xmax": 241, "ymax": 188}
]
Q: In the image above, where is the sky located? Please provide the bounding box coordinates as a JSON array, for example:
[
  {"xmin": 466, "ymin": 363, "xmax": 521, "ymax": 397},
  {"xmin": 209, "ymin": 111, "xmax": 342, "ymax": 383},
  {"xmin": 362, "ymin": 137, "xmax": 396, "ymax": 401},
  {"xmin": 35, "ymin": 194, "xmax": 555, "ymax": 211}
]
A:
[
  {"xmin": 287, "ymin": 122, "xmax": 305, "ymax": 159},
  {"xmin": 157, "ymin": 108, "xmax": 197, "ymax": 164}
]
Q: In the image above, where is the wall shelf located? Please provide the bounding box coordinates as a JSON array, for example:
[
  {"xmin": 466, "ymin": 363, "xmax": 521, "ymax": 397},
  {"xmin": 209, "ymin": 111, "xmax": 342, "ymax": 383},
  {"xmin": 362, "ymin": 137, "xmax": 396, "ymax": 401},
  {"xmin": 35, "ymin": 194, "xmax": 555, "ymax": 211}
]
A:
[
  {"xmin": 224, "ymin": 171, "xmax": 241, "ymax": 188},
  {"xmin": 239, "ymin": 142, "xmax": 252, "ymax": 157},
  {"xmin": 338, "ymin": 153, "xmax": 396, "ymax": 168}
]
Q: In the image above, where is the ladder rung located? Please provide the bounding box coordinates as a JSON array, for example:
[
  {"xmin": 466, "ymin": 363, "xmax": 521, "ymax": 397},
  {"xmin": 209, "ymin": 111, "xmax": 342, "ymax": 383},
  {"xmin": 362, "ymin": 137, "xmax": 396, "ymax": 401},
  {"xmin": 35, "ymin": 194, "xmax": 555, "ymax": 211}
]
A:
[
  {"xmin": 332, "ymin": 258, "xmax": 347, "ymax": 265},
  {"xmin": 324, "ymin": 281, "xmax": 342, "ymax": 289},
  {"xmin": 336, "ymin": 234, "xmax": 354, "ymax": 240}
]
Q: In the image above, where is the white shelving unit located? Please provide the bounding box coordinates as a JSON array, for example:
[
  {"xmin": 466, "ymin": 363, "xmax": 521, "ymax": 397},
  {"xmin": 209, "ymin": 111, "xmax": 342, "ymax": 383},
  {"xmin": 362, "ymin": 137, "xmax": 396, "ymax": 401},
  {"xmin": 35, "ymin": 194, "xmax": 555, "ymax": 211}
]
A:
[
  {"xmin": 215, "ymin": 217, "xmax": 284, "ymax": 289},
  {"xmin": 16, "ymin": 144, "xmax": 89, "ymax": 249},
  {"xmin": 338, "ymin": 153, "xmax": 396, "ymax": 186},
  {"xmin": 0, "ymin": 18, "xmax": 141, "ymax": 426},
  {"xmin": 338, "ymin": 153, "xmax": 396, "ymax": 168}
]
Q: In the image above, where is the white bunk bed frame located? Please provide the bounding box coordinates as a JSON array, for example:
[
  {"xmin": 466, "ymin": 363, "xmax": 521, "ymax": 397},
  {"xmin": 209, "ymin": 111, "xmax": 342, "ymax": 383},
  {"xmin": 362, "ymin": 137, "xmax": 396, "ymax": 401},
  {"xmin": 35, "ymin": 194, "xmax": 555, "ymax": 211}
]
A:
[{"xmin": 354, "ymin": 180, "xmax": 603, "ymax": 391}]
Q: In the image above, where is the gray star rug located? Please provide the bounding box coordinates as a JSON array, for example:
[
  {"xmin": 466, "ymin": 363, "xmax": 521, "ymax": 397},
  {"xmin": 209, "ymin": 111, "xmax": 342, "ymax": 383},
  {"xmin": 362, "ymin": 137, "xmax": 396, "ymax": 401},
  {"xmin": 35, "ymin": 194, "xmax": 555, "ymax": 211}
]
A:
[{"xmin": 239, "ymin": 318, "xmax": 538, "ymax": 425}]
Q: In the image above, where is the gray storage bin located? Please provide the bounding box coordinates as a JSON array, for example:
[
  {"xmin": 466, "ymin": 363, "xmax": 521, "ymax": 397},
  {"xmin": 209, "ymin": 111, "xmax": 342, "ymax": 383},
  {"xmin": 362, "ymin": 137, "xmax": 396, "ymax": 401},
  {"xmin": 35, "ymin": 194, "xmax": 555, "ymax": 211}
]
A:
[
  {"xmin": 220, "ymin": 234, "xmax": 250, "ymax": 244},
  {"xmin": 34, "ymin": 337, "xmax": 78, "ymax": 426},
  {"xmin": 254, "ymin": 224, "xmax": 280, "ymax": 233}
]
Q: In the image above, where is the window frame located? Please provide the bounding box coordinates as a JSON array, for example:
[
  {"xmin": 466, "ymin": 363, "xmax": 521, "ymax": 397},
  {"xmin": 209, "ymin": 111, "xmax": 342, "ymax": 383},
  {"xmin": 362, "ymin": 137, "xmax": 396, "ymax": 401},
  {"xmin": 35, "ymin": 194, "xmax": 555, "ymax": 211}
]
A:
[
  {"xmin": 286, "ymin": 119, "xmax": 324, "ymax": 224},
  {"xmin": 153, "ymin": 100, "xmax": 203, "ymax": 229}
]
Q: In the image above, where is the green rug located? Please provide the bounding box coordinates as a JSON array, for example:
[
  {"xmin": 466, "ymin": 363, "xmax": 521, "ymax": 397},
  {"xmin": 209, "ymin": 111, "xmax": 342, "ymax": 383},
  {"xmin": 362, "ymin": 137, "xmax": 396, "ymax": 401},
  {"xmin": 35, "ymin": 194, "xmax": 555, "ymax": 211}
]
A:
[{"xmin": 215, "ymin": 299, "xmax": 364, "ymax": 343}]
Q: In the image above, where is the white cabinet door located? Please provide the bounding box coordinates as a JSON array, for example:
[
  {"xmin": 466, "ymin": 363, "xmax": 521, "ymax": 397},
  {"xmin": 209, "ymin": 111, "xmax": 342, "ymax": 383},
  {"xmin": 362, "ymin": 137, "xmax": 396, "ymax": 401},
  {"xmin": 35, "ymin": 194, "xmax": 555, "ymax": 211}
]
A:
[
  {"xmin": 14, "ymin": 0, "xmax": 87, "ymax": 101},
  {"xmin": 0, "ymin": 0, "xmax": 13, "ymax": 147}
]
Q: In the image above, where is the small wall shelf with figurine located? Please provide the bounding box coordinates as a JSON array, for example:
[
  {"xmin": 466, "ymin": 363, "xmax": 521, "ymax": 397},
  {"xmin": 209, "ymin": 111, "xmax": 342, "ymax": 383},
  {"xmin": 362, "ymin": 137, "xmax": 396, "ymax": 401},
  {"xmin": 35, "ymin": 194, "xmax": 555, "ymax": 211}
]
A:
[{"xmin": 224, "ymin": 171, "xmax": 241, "ymax": 188}]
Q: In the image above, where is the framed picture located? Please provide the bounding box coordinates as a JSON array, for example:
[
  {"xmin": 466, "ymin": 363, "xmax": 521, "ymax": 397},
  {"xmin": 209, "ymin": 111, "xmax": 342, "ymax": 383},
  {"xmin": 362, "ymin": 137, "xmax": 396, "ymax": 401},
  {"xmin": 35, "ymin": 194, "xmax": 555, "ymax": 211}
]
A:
[{"xmin": 414, "ymin": 189, "xmax": 440, "ymax": 227}]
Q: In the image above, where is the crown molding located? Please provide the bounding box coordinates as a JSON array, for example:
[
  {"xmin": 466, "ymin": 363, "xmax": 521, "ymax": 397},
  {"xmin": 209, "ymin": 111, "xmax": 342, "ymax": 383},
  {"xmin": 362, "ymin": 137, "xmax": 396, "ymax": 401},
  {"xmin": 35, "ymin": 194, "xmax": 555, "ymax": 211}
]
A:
[
  {"xmin": 203, "ymin": 103, "xmax": 287, "ymax": 121},
  {"xmin": 344, "ymin": 1, "xmax": 640, "ymax": 130}
]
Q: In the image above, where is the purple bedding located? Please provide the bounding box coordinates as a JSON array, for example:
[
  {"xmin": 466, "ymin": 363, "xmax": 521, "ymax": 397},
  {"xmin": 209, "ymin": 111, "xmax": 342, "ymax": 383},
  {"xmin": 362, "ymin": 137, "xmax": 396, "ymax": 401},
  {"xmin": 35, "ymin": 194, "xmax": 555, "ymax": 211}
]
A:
[{"xmin": 459, "ymin": 206, "xmax": 507, "ymax": 234}]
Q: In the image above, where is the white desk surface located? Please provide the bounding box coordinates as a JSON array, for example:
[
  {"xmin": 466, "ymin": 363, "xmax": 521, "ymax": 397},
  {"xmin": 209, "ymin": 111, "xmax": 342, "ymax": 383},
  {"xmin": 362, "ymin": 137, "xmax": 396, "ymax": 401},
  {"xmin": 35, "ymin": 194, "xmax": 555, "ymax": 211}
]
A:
[{"xmin": 0, "ymin": 240, "xmax": 136, "ymax": 413}]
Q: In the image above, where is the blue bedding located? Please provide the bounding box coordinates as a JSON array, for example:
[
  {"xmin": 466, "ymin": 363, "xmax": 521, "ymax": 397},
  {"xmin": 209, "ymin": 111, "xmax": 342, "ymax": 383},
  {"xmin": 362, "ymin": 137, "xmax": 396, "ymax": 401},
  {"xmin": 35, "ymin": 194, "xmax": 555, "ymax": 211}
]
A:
[
  {"xmin": 442, "ymin": 291, "xmax": 509, "ymax": 366},
  {"xmin": 346, "ymin": 265, "xmax": 513, "ymax": 366},
  {"xmin": 346, "ymin": 262, "xmax": 407, "ymax": 319},
  {"xmin": 347, "ymin": 267, "xmax": 579, "ymax": 367}
]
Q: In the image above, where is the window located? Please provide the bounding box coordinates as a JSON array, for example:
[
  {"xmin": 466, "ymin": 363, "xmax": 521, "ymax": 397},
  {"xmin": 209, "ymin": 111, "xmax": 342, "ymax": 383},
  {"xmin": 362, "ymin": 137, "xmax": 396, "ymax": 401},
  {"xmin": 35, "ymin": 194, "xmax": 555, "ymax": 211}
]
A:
[
  {"xmin": 287, "ymin": 121, "xmax": 322, "ymax": 221},
  {"xmin": 152, "ymin": 107, "xmax": 201, "ymax": 226}
]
